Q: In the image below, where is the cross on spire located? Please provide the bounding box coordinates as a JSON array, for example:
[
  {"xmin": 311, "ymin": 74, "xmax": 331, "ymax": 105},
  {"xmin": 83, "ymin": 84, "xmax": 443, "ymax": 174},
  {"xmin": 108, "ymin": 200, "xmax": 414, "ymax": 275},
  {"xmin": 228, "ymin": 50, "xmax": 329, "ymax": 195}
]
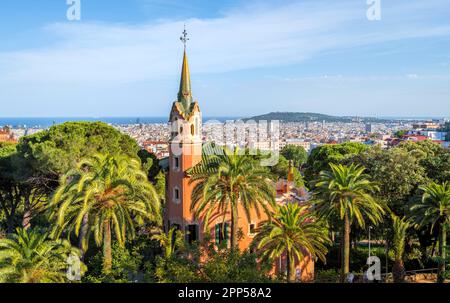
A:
[{"xmin": 180, "ymin": 24, "xmax": 189, "ymax": 49}]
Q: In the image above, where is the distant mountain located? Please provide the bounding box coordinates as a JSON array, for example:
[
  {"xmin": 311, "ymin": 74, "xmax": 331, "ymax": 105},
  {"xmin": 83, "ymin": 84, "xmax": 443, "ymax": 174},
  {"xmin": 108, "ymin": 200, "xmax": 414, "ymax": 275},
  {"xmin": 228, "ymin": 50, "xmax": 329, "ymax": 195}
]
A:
[{"xmin": 244, "ymin": 112, "xmax": 387, "ymax": 123}]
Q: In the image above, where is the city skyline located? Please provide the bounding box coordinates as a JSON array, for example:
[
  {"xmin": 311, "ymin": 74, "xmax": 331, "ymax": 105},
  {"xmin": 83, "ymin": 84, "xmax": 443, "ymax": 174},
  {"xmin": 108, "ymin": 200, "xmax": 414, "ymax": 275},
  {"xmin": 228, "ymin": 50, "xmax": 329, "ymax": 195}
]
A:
[{"xmin": 1, "ymin": 0, "xmax": 450, "ymax": 118}]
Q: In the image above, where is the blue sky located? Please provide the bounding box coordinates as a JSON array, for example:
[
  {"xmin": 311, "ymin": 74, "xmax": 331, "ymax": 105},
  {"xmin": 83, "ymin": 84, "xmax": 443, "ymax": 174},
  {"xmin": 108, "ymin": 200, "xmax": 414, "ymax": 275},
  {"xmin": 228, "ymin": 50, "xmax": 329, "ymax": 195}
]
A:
[{"xmin": 0, "ymin": 0, "xmax": 449, "ymax": 117}]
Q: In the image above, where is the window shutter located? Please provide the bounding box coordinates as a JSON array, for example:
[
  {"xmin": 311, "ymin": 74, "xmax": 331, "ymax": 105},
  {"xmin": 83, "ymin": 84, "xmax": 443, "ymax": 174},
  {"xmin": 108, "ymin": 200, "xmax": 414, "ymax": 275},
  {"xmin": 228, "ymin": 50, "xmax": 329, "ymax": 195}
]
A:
[
  {"xmin": 215, "ymin": 224, "xmax": 220, "ymax": 244},
  {"xmin": 224, "ymin": 223, "xmax": 229, "ymax": 241}
]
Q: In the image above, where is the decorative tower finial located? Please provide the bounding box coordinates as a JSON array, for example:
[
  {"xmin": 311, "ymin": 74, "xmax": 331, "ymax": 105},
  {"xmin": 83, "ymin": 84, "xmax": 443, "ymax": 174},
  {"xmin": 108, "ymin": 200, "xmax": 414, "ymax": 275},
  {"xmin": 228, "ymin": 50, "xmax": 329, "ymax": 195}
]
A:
[
  {"xmin": 177, "ymin": 24, "xmax": 193, "ymax": 114},
  {"xmin": 180, "ymin": 24, "xmax": 189, "ymax": 50}
]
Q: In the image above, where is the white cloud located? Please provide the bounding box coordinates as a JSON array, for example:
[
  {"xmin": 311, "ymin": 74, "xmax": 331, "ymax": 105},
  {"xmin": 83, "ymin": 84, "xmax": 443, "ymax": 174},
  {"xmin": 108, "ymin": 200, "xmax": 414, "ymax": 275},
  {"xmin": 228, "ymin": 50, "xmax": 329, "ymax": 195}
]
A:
[
  {"xmin": 1, "ymin": 0, "xmax": 449, "ymax": 86},
  {"xmin": 269, "ymin": 74, "xmax": 450, "ymax": 83}
]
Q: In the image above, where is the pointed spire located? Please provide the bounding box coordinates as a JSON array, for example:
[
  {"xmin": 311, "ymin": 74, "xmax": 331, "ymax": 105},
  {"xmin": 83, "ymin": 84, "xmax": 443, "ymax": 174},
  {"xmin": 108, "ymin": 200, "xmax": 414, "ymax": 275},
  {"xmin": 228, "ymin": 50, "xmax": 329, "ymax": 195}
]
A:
[
  {"xmin": 178, "ymin": 50, "xmax": 193, "ymax": 110},
  {"xmin": 177, "ymin": 26, "xmax": 193, "ymax": 113}
]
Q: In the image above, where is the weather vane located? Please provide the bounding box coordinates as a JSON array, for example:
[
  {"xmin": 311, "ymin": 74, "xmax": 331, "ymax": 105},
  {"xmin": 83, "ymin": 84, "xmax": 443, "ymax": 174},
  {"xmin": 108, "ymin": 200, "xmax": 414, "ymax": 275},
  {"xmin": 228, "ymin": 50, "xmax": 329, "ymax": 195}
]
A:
[{"xmin": 180, "ymin": 24, "xmax": 189, "ymax": 49}]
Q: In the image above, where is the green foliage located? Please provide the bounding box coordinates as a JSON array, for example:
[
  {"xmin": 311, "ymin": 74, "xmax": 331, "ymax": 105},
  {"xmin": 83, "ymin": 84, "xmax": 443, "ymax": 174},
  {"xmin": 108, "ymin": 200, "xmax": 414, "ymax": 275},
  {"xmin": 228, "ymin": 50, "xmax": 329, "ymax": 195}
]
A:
[
  {"xmin": 394, "ymin": 130, "xmax": 408, "ymax": 138},
  {"xmin": 312, "ymin": 163, "xmax": 385, "ymax": 281},
  {"xmin": 154, "ymin": 171, "xmax": 166, "ymax": 204},
  {"xmin": 270, "ymin": 154, "xmax": 290, "ymax": 178},
  {"xmin": 0, "ymin": 228, "xmax": 84, "ymax": 283},
  {"xmin": 16, "ymin": 122, "xmax": 140, "ymax": 180},
  {"xmin": 49, "ymin": 154, "xmax": 161, "ymax": 273},
  {"xmin": 352, "ymin": 141, "xmax": 447, "ymax": 268},
  {"xmin": 201, "ymin": 247, "xmax": 274, "ymax": 283},
  {"xmin": 152, "ymin": 228, "xmax": 272, "ymax": 283},
  {"xmin": 412, "ymin": 182, "xmax": 450, "ymax": 234},
  {"xmin": 83, "ymin": 233, "xmax": 159, "ymax": 283},
  {"xmin": 154, "ymin": 244, "xmax": 274, "ymax": 283},
  {"xmin": 83, "ymin": 242, "xmax": 146, "ymax": 283},
  {"xmin": 315, "ymin": 268, "xmax": 340, "ymax": 283},
  {"xmin": 316, "ymin": 244, "xmax": 387, "ymax": 274},
  {"xmin": 353, "ymin": 146, "xmax": 427, "ymax": 215},
  {"xmin": 151, "ymin": 227, "xmax": 185, "ymax": 259},
  {"xmin": 151, "ymin": 227, "xmax": 274, "ymax": 283},
  {"xmin": 281, "ymin": 145, "xmax": 308, "ymax": 167},
  {"xmin": 391, "ymin": 214, "xmax": 412, "ymax": 282},
  {"xmin": 292, "ymin": 168, "xmax": 305, "ymax": 188},
  {"xmin": 2, "ymin": 122, "xmax": 153, "ymax": 234},
  {"xmin": 0, "ymin": 142, "xmax": 46, "ymax": 233},
  {"xmin": 305, "ymin": 142, "xmax": 369, "ymax": 182},
  {"xmin": 398, "ymin": 140, "xmax": 450, "ymax": 183},
  {"xmin": 411, "ymin": 182, "xmax": 450, "ymax": 283},
  {"xmin": 155, "ymin": 255, "xmax": 201, "ymax": 283},
  {"xmin": 391, "ymin": 214, "xmax": 411, "ymax": 261},
  {"xmin": 253, "ymin": 203, "xmax": 330, "ymax": 282},
  {"xmin": 138, "ymin": 149, "xmax": 162, "ymax": 181},
  {"xmin": 0, "ymin": 142, "xmax": 16, "ymax": 159},
  {"xmin": 270, "ymin": 155, "xmax": 305, "ymax": 187},
  {"xmin": 0, "ymin": 144, "xmax": 21, "ymax": 232},
  {"xmin": 313, "ymin": 163, "xmax": 386, "ymax": 228}
]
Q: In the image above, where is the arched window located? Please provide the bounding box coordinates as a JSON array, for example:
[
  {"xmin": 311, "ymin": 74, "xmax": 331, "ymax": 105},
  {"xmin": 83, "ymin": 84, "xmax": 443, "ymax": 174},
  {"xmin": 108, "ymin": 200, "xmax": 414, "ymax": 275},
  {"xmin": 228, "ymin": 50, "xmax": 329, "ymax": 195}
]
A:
[{"xmin": 191, "ymin": 124, "xmax": 195, "ymax": 136}]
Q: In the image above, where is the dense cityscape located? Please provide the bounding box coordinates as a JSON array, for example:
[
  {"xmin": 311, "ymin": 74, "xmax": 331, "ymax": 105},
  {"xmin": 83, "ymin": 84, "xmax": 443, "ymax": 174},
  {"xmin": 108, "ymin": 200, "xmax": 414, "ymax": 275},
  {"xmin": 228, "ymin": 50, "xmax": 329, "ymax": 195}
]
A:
[{"xmin": 2, "ymin": 118, "xmax": 449, "ymax": 159}]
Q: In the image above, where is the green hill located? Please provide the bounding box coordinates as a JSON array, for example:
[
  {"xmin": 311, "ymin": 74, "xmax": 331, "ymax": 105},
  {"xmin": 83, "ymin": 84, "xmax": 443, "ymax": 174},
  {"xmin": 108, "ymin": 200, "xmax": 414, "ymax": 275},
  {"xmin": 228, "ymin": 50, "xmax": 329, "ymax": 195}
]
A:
[
  {"xmin": 245, "ymin": 112, "xmax": 350, "ymax": 122},
  {"xmin": 244, "ymin": 112, "xmax": 384, "ymax": 123}
]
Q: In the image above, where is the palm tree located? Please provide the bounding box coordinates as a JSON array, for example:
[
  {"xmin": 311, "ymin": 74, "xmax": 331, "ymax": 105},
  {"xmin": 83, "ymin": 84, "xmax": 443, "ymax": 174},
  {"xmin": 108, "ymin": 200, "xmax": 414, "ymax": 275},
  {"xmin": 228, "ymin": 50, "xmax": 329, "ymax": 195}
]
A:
[
  {"xmin": 411, "ymin": 181, "xmax": 450, "ymax": 283},
  {"xmin": 49, "ymin": 154, "xmax": 161, "ymax": 274},
  {"xmin": 0, "ymin": 228, "xmax": 82, "ymax": 283},
  {"xmin": 312, "ymin": 163, "xmax": 385, "ymax": 282},
  {"xmin": 151, "ymin": 227, "xmax": 185, "ymax": 259},
  {"xmin": 190, "ymin": 147, "xmax": 276, "ymax": 249},
  {"xmin": 254, "ymin": 203, "xmax": 330, "ymax": 282},
  {"xmin": 391, "ymin": 214, "xmax": 411, "ymax": 283}
]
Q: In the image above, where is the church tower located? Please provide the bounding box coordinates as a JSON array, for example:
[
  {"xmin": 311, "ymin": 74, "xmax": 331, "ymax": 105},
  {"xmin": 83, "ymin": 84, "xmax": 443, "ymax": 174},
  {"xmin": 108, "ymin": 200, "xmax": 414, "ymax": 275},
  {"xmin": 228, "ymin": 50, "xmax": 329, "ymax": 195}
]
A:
[{"xmin": 165, "ymin": 27, "xmax": 202, "ymax": 243}]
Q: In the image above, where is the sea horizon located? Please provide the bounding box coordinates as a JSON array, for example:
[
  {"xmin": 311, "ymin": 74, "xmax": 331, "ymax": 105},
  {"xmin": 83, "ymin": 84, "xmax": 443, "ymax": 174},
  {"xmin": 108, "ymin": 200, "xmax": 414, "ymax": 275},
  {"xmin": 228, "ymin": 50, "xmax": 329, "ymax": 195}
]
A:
[
  {"xmin": 0, "ymin": 116, "xmax": 243, "ymax": 128},
  {"xmin": 0, "ymin": 115, "xmax": 448, "ymax": 128}
]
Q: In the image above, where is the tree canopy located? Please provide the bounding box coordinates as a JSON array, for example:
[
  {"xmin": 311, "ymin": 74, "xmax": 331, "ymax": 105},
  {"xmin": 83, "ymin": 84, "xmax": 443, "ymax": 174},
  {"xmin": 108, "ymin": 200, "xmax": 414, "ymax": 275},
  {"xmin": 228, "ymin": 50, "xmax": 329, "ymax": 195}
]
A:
[
  {"xmin": 16, "ymin": 122, "xmax": 140, "ymax": 182},
  {"xmin": 280, "ymin": 145, "xmax": 308, "ymax": 168},
  {"xmin": 305, "ymin": 142, "xmax": 369, "ymax": 182},
  {"xmin": 353, "ymin": 146, "xmax": 427, "ymax": 215}
]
